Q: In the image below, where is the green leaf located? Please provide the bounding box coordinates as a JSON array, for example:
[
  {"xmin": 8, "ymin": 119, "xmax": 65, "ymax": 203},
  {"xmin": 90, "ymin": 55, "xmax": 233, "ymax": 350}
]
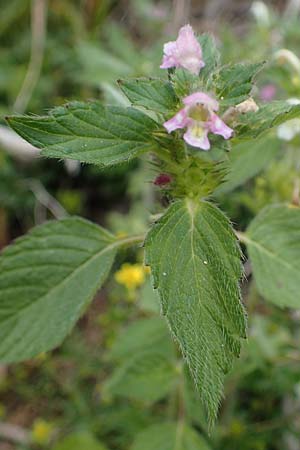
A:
[
  {"xmin": 171, "ymin": 69, "xmax": 199, "ymax": 99},
  {"xmin": 6, "ymin": 102, "xmax": 160, "ymax": 167},
  {"xmin": 198, "ymin": 34, "xmax": 220, "ymax": 83},
  {"xmin": 76, "ymin": 41, "xmax": 131, "ymax": 86},
  {"xmin": 138, "ymin": 278, "xmax": 160, "ymax": 313},
  {"xmin": 213, "ymin": 62, "xmax": 265, "ymax": 106},
  {"xmin": 0, "ymin": 217, "xmax": 117, "ymax": 362},
  {"xmin": 52, "ymin": 432, "xmax": 108, "ymax": 450},
  {"xmin": 103, "ymin": 351, "xmax": 177, "ymax": 404},
  {"xmin": 235, "ymin": 101, "xmax": 300, "ymax": 140},
  {"xmin": 108, "ymin": 317, "xmax": 174, "ymax": 361},
  {"xmin": 145, "ymin": 200, "xmax": 247, "ymax": 422},
  {"xmin": 183, "ymin": 369, "xmax": 208, "ymax": 431},
  {"xmin": 245, "ymin": 204, "xmax": 300, "ymax": 308},
  {"xmin": 132, "ymin": 423, "xmax": 212, "ymax": 450},
  {"xmin": 105, "ymin": 317, "xmax": 177, "ymax": 403},
  {"xmin": 118, "ymin": 78, "xmax": 178, "ymax": 113},
  {"xmin": 247, "ymin": 315, "xmax": 289, "ymax": 363},
  {"xmin": 216, "ymin": 135, "xmax": 281, "ymax": 194}
]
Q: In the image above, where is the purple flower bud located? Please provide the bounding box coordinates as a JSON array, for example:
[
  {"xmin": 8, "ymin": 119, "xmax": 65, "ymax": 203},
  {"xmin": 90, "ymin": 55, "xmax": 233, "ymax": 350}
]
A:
[{"xmin": 154, "ymin": 173, "xmax": 172, "ymax": 186}]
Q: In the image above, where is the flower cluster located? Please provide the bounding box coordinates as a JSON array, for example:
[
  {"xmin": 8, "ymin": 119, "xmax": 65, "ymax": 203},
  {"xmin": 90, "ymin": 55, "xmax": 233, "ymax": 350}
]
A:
[{"xmin": 160, "ymin": 25, "xmax": 233, "ymax": 151}]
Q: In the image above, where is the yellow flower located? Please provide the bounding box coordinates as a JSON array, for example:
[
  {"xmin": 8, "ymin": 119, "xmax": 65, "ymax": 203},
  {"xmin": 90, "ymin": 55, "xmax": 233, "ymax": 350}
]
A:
[
  {"xmin": 229, "ymin": 419, "xmax": 245, "ymax": 437},
  {"xmin": 114, "ymin": 263, "xmax": 145, "ymax": 290},
  {"xmin": 31, "ymin": 419, "xmax": 53, "ymax": 445}
]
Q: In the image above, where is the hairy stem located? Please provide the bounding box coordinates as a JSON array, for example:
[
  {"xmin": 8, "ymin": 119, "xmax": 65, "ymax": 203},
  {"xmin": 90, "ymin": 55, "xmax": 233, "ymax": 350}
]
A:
[{"xmin": 152, "ymin": 147, "xmax": 182, "ymax": 173}]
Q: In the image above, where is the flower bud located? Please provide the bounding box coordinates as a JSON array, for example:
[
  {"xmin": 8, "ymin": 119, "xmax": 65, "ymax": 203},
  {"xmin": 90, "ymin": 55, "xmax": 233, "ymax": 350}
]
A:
[{"xmin": 154, "ymin": 173, "xmax": 172, "ymax": 186}]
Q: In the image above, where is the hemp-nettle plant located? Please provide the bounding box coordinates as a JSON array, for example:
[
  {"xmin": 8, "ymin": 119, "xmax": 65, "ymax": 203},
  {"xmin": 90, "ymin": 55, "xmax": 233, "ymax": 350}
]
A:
[{"xmin": 2, "ymin": 24, "xmax": 300, "ymax": 424}]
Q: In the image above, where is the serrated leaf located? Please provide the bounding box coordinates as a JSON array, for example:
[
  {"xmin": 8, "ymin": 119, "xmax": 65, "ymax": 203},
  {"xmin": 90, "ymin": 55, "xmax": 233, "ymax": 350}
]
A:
[
  {"xmin": 213, "ymin": 62, "xmax": 265, "ymax": 106},
  {"xmin": 245, "ymin": 204, "xmax": 300, "ymax": 308},
  {"xmin": 171, "ymin": 69, "xmax": 200, "ymax": 99},
  {"xmin": 0, "ymin": 217, "xmax": 117, "ymax": 362},
  {"xmin": 103, "ymin": 351, "xmax": 177, "ymax": 404},
  {"xmin": 118, "ymin": 78, "xmax": 178, "ymax": 113},
  {"xmin": 108, "ymin": 317, "xmax": 174, "ymax": 361},
  {"xmin": 132, "ymin": 422, "xmax": 212, "ymax": 450},
  {"xmin": 145, "ymin": 200, "xmax": 247, "ymax": 422},
  {"xmin": 235, "ymin": 101, "xmax": 300, "ymax": 140},
  {"xmin": 216, "ymin": 135, "xmax": 281, "ymax": 194},
  {"xmin": 6, "ymin": 102, "xmax": 160, "ymax": 167},
  {"xmin": 183, "ymin": 369, "xmax": 208, "ymax": 430},
  {"xmin": 198, "ymin": 34, "xmax": 220, "ymax": 83}
]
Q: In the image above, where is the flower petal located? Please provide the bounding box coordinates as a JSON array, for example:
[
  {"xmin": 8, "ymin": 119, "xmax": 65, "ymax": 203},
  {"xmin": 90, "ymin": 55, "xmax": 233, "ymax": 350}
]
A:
[
  {"xmin": 180, "ymin": 57, "xmax": 205, "ymax": 75},
  {"xmin": 163, "ymin": 41, "xmax": 178, "ymax": 56},
  {"xmin": 209, "ymin": 113, "xmax": 233, "ymax": 139},
  {"xmin": 260, "ymin": 84, "xmax": 276, "ymax": 102},
  {"xmin": 160, "ymin": 42, "xmax": 178, "ymax": 69},
  {"xmin": 160, "ymin": 24, "xmax": 204, "ymax": 74},
  {"xmin": 163, "ymin": 108, "xmax": 189, "ymax": 133},
  {"xmin": 177, "ymin": 25, "xmax": 201, "ymax": 54},
  {"xmin": 176, "ymin": 25, "xmax": 205, "ymax": 74},
  {"xmin": 183, "ymin": 124, "xmax": 210, "ymax": 150},
  {"xmin": 183, "ymin": 92, "xmax": 219, "ymax": 111}
]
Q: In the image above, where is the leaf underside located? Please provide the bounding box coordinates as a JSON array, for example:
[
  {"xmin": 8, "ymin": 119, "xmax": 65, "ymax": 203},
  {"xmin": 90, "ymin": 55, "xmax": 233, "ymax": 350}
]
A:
[{"xmin": 145, "ymin": 199, "xmax": 247, "ymax": 422}]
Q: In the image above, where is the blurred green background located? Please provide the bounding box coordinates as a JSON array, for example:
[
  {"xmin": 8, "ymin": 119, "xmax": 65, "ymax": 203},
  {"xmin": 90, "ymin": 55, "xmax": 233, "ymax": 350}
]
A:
[{"xmin": 1, "ymin": 0, "xmax": 300, "ymax": 449}]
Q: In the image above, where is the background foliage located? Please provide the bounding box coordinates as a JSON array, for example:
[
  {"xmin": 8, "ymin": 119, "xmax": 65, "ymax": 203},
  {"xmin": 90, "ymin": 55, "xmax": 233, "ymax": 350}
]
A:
[{"xmin": 1, "ymin": 0, "xmax": 300, "ymax": 449}]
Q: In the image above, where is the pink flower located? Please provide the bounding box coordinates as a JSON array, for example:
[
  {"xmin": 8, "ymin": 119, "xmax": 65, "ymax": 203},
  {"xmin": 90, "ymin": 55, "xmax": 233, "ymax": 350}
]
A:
[
  {"xmin": 160, "ymin": 25, "xmax": 205, "ymax": 75},
  {"xmin": 163, "ymin": 92, "xmax": 233, "ymax": 150},
  {"xmin": 260, "ymin": 84, "xmax": 276, "ymax": 102}
]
